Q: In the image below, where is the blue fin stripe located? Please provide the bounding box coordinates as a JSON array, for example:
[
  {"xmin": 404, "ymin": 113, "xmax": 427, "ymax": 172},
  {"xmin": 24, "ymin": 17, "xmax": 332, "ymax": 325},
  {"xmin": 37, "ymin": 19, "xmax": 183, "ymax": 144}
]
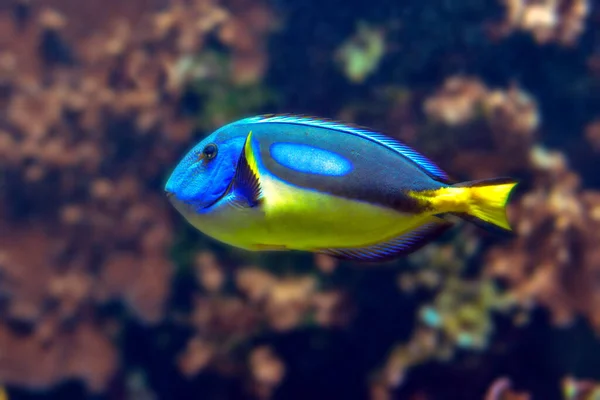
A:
[{"xmin": 235, "ymin": 114, "xmax": 449, "ymax": 182}]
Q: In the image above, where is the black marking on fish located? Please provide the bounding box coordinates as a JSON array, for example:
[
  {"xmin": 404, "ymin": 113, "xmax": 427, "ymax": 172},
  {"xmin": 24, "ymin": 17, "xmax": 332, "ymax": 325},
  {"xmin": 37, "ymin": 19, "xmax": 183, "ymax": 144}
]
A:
[{"xmin": 232, "ymin": 133, "xmax": 263, "ymax": 207}]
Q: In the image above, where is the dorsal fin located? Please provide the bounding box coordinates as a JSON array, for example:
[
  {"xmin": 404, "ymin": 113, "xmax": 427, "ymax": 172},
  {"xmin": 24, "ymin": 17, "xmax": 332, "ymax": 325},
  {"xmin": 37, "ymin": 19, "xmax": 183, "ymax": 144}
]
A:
[{"xmin": 234, "ymin": 114, "xmax": 450, "ymax": 182}]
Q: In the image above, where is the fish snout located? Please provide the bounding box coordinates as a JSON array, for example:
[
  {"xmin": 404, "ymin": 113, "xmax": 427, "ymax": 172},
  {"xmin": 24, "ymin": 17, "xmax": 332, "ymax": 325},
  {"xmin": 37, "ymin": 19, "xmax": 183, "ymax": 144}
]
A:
[{"xmin": 165, "ymin": 189, "xmax": 175, "ymax": 200}]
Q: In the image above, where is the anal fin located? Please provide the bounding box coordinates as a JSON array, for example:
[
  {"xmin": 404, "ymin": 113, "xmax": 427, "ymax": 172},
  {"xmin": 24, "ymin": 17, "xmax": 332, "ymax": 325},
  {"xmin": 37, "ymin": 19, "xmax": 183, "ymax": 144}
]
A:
[
  {"xmin": 232, "ymin": 131, "xmax": 263, "ymax": 207},
  {"xmin": 315, "ymin": 220, "xmax": 453, "ymax": 263}
]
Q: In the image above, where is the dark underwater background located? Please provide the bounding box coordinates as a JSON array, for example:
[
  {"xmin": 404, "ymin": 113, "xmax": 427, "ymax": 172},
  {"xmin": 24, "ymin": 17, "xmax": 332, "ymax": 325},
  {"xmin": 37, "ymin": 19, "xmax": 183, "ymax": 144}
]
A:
[{"xmin": 1, "ymin": 0, "xmax": 600, "ymax": 399}]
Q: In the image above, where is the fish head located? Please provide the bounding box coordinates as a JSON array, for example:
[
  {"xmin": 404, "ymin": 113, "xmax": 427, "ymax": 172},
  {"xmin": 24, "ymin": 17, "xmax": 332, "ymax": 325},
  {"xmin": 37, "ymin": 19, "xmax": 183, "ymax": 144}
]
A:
[{"xmin": 165, "ymin": 125, "xmax": 247, "ymax": 213}]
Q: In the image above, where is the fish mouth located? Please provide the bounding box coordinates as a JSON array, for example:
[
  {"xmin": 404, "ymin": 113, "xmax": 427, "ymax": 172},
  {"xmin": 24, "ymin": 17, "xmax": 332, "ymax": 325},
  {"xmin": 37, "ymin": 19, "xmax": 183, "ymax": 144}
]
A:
[{"xmin": 165, "ymin": 183, "xmax": 231, "ymax": 211}]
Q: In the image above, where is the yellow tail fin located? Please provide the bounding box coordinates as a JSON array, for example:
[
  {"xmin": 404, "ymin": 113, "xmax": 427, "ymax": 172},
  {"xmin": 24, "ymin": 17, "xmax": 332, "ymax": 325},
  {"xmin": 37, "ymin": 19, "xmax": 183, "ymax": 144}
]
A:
[{"xmin": 454, "ymin": 178, "xmax": 518, "ymax": 233}]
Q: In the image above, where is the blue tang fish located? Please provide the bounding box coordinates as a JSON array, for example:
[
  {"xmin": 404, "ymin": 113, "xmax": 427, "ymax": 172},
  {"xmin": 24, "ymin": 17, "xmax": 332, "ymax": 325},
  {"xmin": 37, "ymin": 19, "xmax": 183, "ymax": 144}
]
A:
[{"xmin": 165, "ymin": 114, "xmax": 517, "ymax": 262}]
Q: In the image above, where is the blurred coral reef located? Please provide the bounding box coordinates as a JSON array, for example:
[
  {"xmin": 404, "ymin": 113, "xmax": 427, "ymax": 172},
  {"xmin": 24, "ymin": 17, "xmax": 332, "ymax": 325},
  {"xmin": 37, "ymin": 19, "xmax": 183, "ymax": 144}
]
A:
[
  {"xmin": 483, "ymin": 376, "xmax": 600, "ymax": 400},
  {"xmin": 1, "ymin": 0, "xmax": 600, "ymax": 399},
  {"xmin": 0, "ymin": 0, "xmax": 274, "ymax": 394},
  {"xmin": 494, "ymin": 0, "xmax": 589, "ymax": 46}
]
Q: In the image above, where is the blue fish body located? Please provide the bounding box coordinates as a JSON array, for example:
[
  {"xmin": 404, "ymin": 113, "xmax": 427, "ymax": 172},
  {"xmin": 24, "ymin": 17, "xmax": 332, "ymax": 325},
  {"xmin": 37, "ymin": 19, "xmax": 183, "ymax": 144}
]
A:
[{"xmin": 165, "ymin": 114, "xmax": 517, "ymax": 262}]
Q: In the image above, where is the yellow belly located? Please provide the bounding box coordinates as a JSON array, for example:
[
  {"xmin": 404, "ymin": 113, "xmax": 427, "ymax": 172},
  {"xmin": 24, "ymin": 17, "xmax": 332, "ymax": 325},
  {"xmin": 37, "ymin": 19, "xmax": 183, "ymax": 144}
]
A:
[{"xmin": 182, "ymin": 176, "xmax": 433, "ymax": 251}]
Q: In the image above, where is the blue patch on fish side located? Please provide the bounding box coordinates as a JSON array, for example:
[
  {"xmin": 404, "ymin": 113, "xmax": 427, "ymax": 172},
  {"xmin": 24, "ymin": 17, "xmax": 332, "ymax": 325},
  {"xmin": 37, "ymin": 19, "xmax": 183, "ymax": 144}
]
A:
[
  {"xmin": 235, "ymin": 114, "xmax": 450, "ymax": 182},
  {"xmin": 269, "ymin": 142, "xmax": 353, "ymax": 177}
]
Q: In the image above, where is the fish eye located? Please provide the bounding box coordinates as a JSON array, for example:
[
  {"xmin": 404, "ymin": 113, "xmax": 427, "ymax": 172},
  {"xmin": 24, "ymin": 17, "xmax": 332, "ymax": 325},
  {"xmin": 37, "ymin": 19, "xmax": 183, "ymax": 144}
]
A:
[{"xmin": 201, "ymin": 143, "xmax": 218, "ymax": 161}]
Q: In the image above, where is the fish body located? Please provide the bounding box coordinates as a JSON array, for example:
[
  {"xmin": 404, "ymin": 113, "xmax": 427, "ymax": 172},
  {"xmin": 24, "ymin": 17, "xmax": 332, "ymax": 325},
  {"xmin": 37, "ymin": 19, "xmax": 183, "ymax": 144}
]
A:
[{"xmin": 165, "ymin": 115, "xmax": 517, "ymax": 262}]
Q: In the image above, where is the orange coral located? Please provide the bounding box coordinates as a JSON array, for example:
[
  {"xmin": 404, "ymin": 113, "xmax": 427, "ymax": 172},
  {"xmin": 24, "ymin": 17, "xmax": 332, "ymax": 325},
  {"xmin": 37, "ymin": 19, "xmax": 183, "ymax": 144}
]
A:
[
  {"xmin": 496, "ymin": 0, "xmax": 589, "ymax": 46},
  {"xmin": 173, "ymin": 258, "xmax": 356, "ymax": 381},
  {"xmin": 0, "ymin": 0, "xmax": 275, "ymax": 392},
  {"xmin": 248, "ymin": 346, "xmax": 286, "ymax": 399},
  {"xmin": 485, "ymin": 146, "xmax": 600, "ymax": 330},
  {"xmin": 0, "ymin": 321, "xmax": 117, "ymax": 393},
  {"xmin": 422, "ymin": 76, "xmax": 538, "ymax": 179},
  {"xmin": 423, "ymin": 77, "xmax": 489, "ymax": 126}
]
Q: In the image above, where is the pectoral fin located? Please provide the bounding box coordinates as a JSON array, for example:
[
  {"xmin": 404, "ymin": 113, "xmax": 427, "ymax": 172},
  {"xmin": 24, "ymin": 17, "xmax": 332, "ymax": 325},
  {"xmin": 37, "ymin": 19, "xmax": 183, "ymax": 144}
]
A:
[
  {"xmin": 232, "ymin": 131, "xmax": 263, "ymax": 208},
  {"xmin": 315, "ymin": 219, "xmax": 453, "ymax": 263}
]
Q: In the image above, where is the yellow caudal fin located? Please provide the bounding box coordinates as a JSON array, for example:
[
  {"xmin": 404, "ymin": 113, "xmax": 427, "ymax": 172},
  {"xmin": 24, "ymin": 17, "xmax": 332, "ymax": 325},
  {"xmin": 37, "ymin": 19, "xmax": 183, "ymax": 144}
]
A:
[{"xmin": 453, "ymin": 178, "xmax": 518, "ymax": 233}]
